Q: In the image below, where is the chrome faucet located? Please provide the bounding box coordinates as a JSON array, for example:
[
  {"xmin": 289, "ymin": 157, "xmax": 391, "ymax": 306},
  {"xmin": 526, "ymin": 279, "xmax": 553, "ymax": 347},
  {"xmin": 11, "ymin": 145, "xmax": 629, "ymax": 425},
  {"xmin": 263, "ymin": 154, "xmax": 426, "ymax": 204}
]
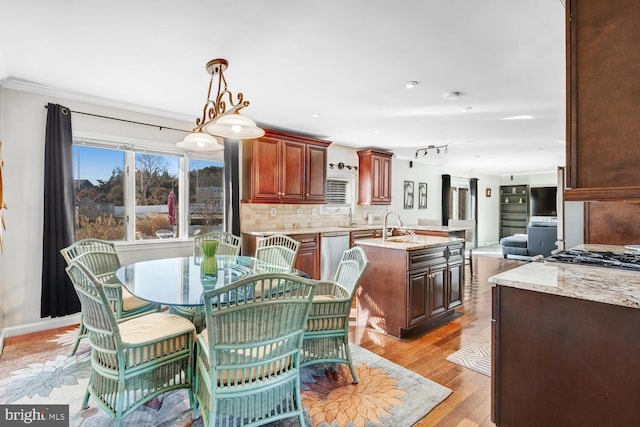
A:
[{"xmin": 383, "ymin": 211, "xmax": 404, "ymax": 240}]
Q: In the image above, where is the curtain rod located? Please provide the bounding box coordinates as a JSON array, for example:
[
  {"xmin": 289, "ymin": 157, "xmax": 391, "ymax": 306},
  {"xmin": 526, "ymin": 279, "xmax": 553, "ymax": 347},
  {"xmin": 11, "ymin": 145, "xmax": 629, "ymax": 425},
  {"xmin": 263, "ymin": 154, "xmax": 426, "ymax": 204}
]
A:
[{"xmin": 44, "ymin": 104, "xmax": 190, "ymax": 133}]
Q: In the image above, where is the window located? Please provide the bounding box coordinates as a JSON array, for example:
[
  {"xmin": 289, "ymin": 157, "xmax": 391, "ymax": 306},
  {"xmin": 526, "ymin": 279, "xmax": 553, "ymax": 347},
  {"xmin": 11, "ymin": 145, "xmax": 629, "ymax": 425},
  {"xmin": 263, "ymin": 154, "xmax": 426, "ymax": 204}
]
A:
[
  {"xmin": 188, "ymin": 158, "xmax": 224, "ymax": 237},
  {"xmin": 134, "ymin": 152, "xmax": 180, "ymax": 239},
  {"xmin": 73, "ymin": 145, "xmax": 126, "ymax": 241},
  {"xmin": 72, "ymin": 140, "xmax": 224, "ymax": 242},
  {"xmin": 321, "ymin": 177, "xmax": 354, "ymax": 214}
]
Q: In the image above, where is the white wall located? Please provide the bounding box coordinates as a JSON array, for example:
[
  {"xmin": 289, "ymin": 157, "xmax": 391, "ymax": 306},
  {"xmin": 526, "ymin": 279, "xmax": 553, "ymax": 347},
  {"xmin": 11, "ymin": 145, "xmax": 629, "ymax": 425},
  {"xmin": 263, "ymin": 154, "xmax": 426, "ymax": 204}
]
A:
[
  {"xmin": 0, "ymin": 87, "xmax": 195, "ymax": 333},
  {"xmin": 389, "ymin": 157, "xmax": 502, "ymax": 246}
]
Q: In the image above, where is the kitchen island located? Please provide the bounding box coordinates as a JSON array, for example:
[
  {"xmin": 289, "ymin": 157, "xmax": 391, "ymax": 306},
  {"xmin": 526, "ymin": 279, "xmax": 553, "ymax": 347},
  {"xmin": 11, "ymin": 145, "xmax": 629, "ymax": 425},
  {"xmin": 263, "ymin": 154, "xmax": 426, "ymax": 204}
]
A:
[
  {"xmin": 355, "ymin": 235, "xmax": 464, "ymax": 338},
  {"xmin": 489, "ymin": 245, "xmax": 640, "ymax": 427}
]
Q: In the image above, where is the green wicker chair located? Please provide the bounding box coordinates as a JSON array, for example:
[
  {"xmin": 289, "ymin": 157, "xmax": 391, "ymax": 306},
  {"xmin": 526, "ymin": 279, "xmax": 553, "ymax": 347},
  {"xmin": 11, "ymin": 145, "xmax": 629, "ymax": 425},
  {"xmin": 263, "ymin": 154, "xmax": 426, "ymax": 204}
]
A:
[
  {"xmin": 193, "ymin": 231, "xmax": 241, "ymax": 257},
  {"xmin": 66, "ymin": 261, "xmax": 196, "ymax": 427},
  {"xmin": 254, "ymin": 234, "xmax": 300, "ymax": 273},
  {"xmin": 61, "ymin": 239, "xmax": 160, "ymax": 355},
  {"xmin": 301, "ymin": 246, "xmax": 370, "ymax": 383},
  {"xmin": 170, "ymin": 232, "xmax": 242, "ymax": 331},
  {"xmin": 193, "ymin": 273, "xmax": 315, "ymax": 427}
]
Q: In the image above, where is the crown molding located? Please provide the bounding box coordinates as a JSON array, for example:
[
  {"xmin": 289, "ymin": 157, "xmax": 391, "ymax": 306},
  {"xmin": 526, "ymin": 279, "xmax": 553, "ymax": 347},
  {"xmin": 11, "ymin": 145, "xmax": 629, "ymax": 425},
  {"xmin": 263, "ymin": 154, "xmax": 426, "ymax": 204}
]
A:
[{"xmin": 1, "ymin": 77, "xmax": 194, "ymax": 123}]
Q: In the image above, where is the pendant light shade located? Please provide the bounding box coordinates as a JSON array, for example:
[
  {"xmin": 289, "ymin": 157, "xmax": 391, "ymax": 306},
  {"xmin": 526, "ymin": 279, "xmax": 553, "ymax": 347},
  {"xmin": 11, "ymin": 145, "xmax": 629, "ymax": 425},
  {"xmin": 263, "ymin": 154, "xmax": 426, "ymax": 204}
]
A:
[
  {"xmin": 178, "ymin": 58, "xmax": 264, "ymax": 150},
  {"xmin": 203, "ymin": 113, "xmax": 265, "ymax": 140},
  {"xmin": 177, "ymin": 132, "xmax": 224, "ymax": 151}
]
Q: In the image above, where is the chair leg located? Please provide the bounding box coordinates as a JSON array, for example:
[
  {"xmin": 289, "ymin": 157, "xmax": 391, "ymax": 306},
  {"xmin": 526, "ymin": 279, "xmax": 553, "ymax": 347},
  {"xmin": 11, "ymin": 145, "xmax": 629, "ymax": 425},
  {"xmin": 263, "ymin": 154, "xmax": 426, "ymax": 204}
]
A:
[
  {"xmin": 71, "ymin": 317, "xmax": 87, "ymax": 356},
  {"xmin": 82, "ymin": 388, "xmax": 90, "ymax": 409},
  {"xmin": 469, "ymin": 249, "xmax": 474, "ymax": 275},
  {"xmin": 343, "ymin": 339, "xmax": 359, "ymax": 384}
]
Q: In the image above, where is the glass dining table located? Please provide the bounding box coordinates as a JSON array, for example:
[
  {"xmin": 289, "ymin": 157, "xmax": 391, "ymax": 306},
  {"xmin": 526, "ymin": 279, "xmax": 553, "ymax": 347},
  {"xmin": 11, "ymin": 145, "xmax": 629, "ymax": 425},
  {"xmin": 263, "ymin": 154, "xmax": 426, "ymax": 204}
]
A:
[{"xmin": 115, "ymin": 255, "xmax": 307, "ymax": 307}]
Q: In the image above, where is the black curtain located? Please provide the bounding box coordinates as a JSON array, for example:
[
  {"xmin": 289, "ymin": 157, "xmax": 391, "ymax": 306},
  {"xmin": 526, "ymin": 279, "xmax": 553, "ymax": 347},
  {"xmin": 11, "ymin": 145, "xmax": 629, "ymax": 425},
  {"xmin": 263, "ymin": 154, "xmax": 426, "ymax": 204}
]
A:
[
  {"xmin": 223, "ymin": 140, "xmax": 241, "ymax": 237},
  {"xmin": 470, "ymin": 178, "xmax": 479, "ymax": 247},
  {"xmin": 441, "ymin": 174, "xmax": 451, "ymax": 226},
  {"xmin": 41, "ymin": 103, "xmax": 80, "ymax": 318}
]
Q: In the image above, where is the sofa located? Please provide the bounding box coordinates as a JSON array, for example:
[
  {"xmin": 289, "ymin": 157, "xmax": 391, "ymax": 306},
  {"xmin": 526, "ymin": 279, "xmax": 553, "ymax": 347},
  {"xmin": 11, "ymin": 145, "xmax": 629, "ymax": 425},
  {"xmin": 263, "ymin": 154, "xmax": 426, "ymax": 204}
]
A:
[{"xmin": 500, "ymin": 220, "xmax": 558, "ymax": 259}]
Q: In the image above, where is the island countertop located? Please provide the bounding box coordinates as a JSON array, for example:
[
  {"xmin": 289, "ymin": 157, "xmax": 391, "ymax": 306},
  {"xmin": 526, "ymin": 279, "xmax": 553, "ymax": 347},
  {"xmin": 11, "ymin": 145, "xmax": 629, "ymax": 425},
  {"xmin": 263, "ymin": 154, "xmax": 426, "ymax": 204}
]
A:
[
  {"xmin": 489, "ymin": 245, "xmax": 640, "ymax": 309},
  {"xmin": 354, "ymin": 234, "xmax": 463, "ymax": 251},
  {"xmin": 241, "ymin": 224, "xmax": 468, "ymax": 237}
]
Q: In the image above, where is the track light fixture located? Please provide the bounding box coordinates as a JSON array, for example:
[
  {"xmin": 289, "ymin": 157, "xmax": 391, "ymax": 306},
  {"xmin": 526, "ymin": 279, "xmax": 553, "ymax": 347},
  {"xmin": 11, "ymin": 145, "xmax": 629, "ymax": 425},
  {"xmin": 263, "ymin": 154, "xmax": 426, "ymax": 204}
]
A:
[
  {"xmin": 178, "ymin": 58, "xmax": 265, "ymax": 151},
  {"xmin": 415, "ymin": 144, "xmax": 449, "ymax": 158}
]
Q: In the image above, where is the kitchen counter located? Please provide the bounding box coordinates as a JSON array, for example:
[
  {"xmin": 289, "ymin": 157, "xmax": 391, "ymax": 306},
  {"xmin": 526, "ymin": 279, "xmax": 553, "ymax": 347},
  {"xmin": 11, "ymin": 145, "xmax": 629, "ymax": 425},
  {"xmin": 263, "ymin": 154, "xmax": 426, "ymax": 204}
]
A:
[
  {"xmin": 489, "ymin": 244, "xmax": 640, "ymax": 309},
  {"xmin": 490, "ymin": 244, "xmax": 640, "ymax": 426},
  {"xmin": 241, "ymin": 225, "xmax": 382, "ymax": 236},
  {"xmin": 355, "ymin": 236, "xmax": 465, "ymax": 338},
  {"xmin": 242, "ymin": 224, "xmax": 468, "ymax": 237},
  {"xmin": 354, "ymin": 234, "xmax": 463, "ymax": 251}
]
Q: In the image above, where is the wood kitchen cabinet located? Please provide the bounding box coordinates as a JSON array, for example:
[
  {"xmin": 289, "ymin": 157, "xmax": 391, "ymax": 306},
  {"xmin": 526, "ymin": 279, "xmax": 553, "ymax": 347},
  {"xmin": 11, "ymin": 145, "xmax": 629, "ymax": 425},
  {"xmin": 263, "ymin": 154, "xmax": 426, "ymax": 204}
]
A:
[
  {"xmin": 241, "ymin": 232, "xmax": 321, "ymax": 280},
  {"xmin": 492, "ymin": 285, "xmax": 640, "ymax": 426},
  {"xmin": 349, "ymin": 228, "xmax": 381, "ymax": 247},
  {"xmin": 356, "ymin": 241, "xmax": 463, "ymax": 338},
  {"xmin": 242, "ymin": 130, "xmax": 331, "ymax": 203},
  {"xmin": 357, "ymin": 149, "xmax": 392, "ymax": 205},
  {"xmin": 565, "ymin": 0, "xmax": 640, "ymax": 201},
  {"xmin": 290, "ymin": 233, "xmax": 320, "ymax": 280}
]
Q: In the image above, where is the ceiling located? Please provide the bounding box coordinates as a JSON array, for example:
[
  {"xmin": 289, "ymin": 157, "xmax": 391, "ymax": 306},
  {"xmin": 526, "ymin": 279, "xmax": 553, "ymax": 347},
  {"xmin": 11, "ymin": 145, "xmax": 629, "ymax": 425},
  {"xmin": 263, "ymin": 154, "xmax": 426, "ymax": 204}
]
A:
[{"xmin": 0, "ymin": 0, "xmax": 567, "ymax": 176}]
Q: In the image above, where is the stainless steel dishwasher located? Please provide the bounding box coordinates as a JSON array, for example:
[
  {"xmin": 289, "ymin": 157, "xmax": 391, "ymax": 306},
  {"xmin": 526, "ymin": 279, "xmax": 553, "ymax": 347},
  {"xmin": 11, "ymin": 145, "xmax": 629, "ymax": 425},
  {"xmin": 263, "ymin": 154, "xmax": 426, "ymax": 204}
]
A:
[{"xmin": 320, "ymin": 231, "xmax": 351, "ymax": 280}]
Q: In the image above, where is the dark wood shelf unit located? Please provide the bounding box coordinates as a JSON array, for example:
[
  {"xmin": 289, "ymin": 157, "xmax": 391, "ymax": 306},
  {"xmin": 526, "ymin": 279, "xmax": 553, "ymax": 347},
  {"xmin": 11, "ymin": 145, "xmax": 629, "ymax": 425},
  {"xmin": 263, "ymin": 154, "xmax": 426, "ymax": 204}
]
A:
[{"xmin": 499, "ymin": 185, "xmax": 528, "ymax": 238}]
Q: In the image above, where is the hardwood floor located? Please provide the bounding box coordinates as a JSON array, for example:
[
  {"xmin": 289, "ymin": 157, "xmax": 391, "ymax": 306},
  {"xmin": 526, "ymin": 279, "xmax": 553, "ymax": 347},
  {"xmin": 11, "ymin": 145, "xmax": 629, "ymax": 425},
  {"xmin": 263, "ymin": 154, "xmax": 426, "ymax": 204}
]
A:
[{"xmin": 350, "ymin": 254, "xmax": 525, "ymax": 427}]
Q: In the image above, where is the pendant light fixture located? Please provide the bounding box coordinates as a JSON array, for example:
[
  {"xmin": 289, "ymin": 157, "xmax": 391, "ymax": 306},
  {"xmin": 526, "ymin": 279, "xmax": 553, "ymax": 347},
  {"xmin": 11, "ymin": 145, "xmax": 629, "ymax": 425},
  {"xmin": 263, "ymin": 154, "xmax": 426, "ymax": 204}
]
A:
[{"xmin": 177, "ymin": 58, "xmax": 265, "ymax": 151}]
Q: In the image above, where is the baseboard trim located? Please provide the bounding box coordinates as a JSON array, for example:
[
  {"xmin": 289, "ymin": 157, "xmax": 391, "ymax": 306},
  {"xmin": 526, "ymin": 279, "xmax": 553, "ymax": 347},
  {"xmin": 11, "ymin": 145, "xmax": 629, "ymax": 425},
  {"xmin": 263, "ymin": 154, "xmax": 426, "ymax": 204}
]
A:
[{"xmin": 2, "ymin": 314, "xmax": 81, "ymax": 339}]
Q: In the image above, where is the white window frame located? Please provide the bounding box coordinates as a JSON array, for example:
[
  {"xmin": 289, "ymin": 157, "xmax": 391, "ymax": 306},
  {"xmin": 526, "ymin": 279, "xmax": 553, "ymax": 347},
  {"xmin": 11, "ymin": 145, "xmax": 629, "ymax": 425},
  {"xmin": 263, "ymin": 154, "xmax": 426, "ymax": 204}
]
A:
[{"xmin": 73, "ymin": 132, "xmax": 223, "ymax": 244}]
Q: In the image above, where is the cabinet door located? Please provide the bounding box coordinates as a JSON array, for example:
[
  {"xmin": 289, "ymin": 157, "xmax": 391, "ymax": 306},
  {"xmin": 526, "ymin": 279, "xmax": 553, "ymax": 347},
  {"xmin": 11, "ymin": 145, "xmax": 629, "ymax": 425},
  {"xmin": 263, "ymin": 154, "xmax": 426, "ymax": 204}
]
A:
[
  {"xmin": 408, "ymin": 268, "xmax": 428, "ymax": 327},
  {"xmin": 305, "ymin": 144, "xmax": 327, "ymax": 202},
  {"xmin": 292, "ymin": 234, "xmax": 320, "ymax": 280},
  {"xmin": 379, "ymin": 155, "xmax": 392, "ymax": 203},
  {"xmin": 371, "ymin": 155, "xmax": 383, "ymax": 202},
  {"xmin": 280, "ymin": 139, "xmax": 306, "ymax": 201},
  {"xmin": 251, "ymin": 137, "xmax": 281, "ymax": 201},
  {"xmin": 566, "ymin": 0, "xmax": 640, "ymax": 200},
  {"xmin": 428, "ymin": 264, "xmax": 447, "ymax": 319},
  {"xmin": 447, "ymin": 261, "xmax": 463, "ymax": 309}
]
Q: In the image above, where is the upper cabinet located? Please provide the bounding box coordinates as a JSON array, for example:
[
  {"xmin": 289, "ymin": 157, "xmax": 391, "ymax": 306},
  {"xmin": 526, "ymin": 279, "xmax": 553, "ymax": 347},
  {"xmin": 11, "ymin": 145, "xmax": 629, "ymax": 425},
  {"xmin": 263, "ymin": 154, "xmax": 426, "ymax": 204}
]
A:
[
  {"xmin": 565, "ymin": 0, "xmax": 640, "ymax": 201},
  {"xmin": 242, "ymin": 130, "xmax": 331, "ymax": 203},
  {"xmin": 357, "ymin": 149, "xmax": 393, "ymax": 205}
]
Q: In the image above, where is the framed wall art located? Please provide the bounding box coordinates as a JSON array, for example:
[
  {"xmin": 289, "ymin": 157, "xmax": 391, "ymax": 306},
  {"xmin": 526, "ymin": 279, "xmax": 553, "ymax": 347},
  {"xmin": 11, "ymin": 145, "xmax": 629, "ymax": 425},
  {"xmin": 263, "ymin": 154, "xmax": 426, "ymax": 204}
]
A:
[
  {"xmin": 418, "ymin": 182, "xmax": 428, "ymax": 209},
  {"xmin": 404, "ymin": 180, "xmax": 414, "ymax": 209}
]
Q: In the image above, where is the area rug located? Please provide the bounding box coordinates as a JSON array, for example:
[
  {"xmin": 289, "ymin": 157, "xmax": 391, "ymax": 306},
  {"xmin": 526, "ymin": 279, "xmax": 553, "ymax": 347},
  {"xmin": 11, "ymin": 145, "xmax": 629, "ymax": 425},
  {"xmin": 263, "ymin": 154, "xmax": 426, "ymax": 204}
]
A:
[
  {"xmin": 0, "ymin": 326, "xmax": 451, "ymax": 426},
  {"xmin": 446, "ymin": 330, "xmax": 491, "ymax": 377}
]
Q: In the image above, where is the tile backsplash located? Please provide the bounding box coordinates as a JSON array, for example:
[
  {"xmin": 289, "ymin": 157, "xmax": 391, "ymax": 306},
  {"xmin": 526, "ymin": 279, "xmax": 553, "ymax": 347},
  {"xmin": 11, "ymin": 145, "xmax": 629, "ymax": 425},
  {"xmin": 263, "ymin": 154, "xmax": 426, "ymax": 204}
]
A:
[{"xmin": 240, "ymin": 203, "xmax": 389, "ymax": 232}]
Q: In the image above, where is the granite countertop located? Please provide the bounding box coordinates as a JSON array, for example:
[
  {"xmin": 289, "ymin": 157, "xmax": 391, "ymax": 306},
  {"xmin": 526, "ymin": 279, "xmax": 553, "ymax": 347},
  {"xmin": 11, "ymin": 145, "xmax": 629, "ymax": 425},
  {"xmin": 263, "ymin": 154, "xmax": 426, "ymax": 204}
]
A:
[
  {"xmin": 242, "ymin": 224, "xmax": 469, "ymax": 237},
  {"xmin": 489, "ymin": 245, "xmax": 640, "ymax": 309},
  {"xmin": 241, "ymin": 225, "xmax": 382, "ymax": 236},
  {"xmin": 354, "ymin": 234, "xmax": 464, "ymax": 251}
]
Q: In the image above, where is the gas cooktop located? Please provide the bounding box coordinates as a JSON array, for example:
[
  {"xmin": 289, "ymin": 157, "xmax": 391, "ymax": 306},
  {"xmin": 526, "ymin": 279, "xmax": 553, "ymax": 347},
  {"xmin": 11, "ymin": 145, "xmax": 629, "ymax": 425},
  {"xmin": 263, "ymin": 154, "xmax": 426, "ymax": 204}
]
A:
[{"xmin": 546, "ymin": 249, "xmax": 640, "ymax": 271}]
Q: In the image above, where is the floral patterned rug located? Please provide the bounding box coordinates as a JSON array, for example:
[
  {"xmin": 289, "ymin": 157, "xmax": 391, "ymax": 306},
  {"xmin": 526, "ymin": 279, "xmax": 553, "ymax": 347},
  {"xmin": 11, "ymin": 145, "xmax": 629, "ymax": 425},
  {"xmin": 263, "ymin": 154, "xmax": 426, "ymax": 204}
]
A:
[{"xmin": 0, "ymin": 326, "xmax": 451, "ymax": 426}]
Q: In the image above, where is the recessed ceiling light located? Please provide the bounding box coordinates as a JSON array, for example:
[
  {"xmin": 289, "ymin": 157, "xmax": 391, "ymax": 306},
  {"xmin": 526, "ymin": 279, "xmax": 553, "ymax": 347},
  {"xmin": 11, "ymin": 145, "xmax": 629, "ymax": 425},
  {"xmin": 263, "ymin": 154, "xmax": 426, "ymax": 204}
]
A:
[
  {"xmin": 461, "ymin": 106, "xmax": 473, "ymax": 112},
  {"xmin": 442, "ymin": 91, "xmax": 461, "ymax": 100},
  {"xmin": 501, "ymin": 115, "xmax": 535, "ymax": 120},
  {"xmin": 373, "ymin": 130, "xmax": 381, "ymax": 134},
  {"xmin": 311, "ymin": 114, "xmax": 320, "ymax": 118},
  {"xmin": 405, "ymin": 81, "xmax": 418, "ymax": 89}
]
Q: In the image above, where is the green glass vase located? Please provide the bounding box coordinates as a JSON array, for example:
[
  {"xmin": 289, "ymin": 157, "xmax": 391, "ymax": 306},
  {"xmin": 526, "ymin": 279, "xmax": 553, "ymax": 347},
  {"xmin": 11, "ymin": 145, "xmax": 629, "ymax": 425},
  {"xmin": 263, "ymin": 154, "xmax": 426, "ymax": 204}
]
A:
[{"xmin": 200, "ymin": 240, "xmax": 219, "ymax": 276}]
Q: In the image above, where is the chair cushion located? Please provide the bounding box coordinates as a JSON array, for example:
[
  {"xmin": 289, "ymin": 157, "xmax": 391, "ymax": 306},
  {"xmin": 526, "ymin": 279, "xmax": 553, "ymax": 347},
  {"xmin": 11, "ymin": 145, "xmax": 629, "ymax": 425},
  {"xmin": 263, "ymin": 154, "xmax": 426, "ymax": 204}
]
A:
[
  {"xmin": 312, "ymin": 294, "xmax": 336, "ymax": 302},
  {"xmin": 121, "ymin": 287, "xmax": 153, "ymax": 312},
  {"xmin": 119, "ymin": 312, "xmax": 195, "ymax": 345},
  {"xmin": 197, "ymin": 331, "xmax": 292, "ymax": 383}
]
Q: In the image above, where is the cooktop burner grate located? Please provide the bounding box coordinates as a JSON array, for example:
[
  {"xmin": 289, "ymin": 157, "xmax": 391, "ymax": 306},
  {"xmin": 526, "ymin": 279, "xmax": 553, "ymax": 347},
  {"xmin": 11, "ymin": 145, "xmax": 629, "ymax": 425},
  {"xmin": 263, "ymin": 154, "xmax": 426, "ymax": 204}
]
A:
[{"xmin": 546, "ymin": 250, "xmax": 640, "ymax": 271}]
